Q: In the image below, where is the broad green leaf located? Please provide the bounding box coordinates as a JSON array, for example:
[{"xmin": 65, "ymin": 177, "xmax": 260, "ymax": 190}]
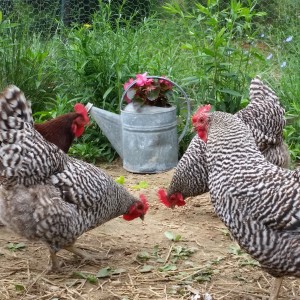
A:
[
  {"xmin": 137, "ymin": 251, "xmax": 150, "ymax": 260},
  {"xmin": 164, "ymin": 231, "xmax": 175, "ymax": 240},
  {"xmin": 164, "ymin": 231, "xmax": 181, "ymax": 242},
  {"xmin": 96, "ymin": 267, "xmax": 111, "ymax": 278},
  {"xmin": 115, "ymin": 176, "xmax": 125, "ymax": 185},
  {"xmin": 126, "ymin": 88, "xmax": 137, "ymax": 100},
  {"xmin": 132, "ymin": 181, "xmax": 149, "ymax": 190},
  {"xmin": 139, "ymin": 265, "xmax": 154, "ymax": 273},
  {"xmin": 181, "ymin": 43, "xmax": 193, "ymax": 50},
  {"xmin": 147, "ymin": 88, "xmax": 160, "ymax": 101}
]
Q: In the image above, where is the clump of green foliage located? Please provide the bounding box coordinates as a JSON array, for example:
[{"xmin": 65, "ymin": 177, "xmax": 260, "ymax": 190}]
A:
[{"xmin": 0, "ymin": 0, "xmax": 299, "ymax": 162}]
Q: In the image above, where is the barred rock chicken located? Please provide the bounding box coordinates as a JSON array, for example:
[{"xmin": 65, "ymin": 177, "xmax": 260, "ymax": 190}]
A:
[
  {"xmin": 0, "ymin": 101, "xmax": 89, "ymax": 178},
  {"xmin": 158, "ymin": 135, "xmax": 208, "ymax": 208},
  {"xmin": 158, "ymin": 76, "xmax": 290, "ymax": 208},
  {"xmin": 0, "ymin": 85, "xmax": 149, "ymax": 271},
  {"xmin": 193, "ymin": 105, "xmax": 300, "ymax": 300}
]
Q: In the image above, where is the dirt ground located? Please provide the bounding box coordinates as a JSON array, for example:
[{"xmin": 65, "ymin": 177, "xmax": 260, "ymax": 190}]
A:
[{"xmin": 0, "ymin": 160, "xmax": 299, "ymax": 300}]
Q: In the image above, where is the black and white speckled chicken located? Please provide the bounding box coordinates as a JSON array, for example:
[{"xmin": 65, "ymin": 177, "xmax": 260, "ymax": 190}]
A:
[
  {"xmin": 193, "ymin": 105, "xmax": 300, "ymax": 300},
  {"xmin": 158, "ymin": 76, "xmax": 290, "ymax": 208},
  {"xmin": 0, "ymin": 85, "xmax": 149, "ymax": 271}
]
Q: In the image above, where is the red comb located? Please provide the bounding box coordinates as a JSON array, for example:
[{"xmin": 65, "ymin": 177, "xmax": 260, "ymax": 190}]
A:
[
  {"xmin": 158, "ymin": 189, "xmax": 186, "ymax": 208},
  {"xmin": 139, "ymin": 194, "xmax": 149, "ymax": 213},
  {"xmin": 158, "ymin": 189, "xmax": 171, "ymax": 208},
  {"xmin": 192, "ymin": 104, "xmax": 211, "ymax": 125},
  {"xmin": 74, "ymin": 103, "xmax": 90, "ymax": 124}
]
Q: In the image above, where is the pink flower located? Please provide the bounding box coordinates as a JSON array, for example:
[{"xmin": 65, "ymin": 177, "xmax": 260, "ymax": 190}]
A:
[
  {"xmin": 123, "ymin": 78, "xmax": 135, "ymax": 91},
  {"xmin": 135, "ymin": 72, "xmax": 148, "ymax": 87}
]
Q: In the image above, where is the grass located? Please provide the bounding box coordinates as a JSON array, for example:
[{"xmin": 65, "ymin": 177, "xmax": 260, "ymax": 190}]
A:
[{"xmin": 0, "ymin": 0, "xmax": 299, "ymax": 162}]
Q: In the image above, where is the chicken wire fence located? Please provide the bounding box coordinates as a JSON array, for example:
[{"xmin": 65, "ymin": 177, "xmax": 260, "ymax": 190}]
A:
[
  {"xmin": 0, "ymin": 1, "xmax": 298, "ymax": 33},
  {"xmin": 0, "ymin": 0, "xmax": 159, "ymax": 33}
]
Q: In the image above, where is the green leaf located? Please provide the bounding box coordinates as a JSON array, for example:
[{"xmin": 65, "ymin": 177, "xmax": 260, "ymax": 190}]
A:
[
  {"xmin": 111, "ymin": 268, "xmax": 126, "ymax": 275},
  {"xmin": 219, "ymin": 89, "xmax": 242, "ymax": 97},
  {"xmin": 126, "ymin": 88, "xmax": 137, "ymax": 100},
  {"xmin": 73, "ymin": 272, "xmax": 97, "ymax": 284},
  {"xmin": 181, "ymin": 43, "xmax": 194, "ymax": 50},
  {"xmin": 229, "ymin": 245, "xmax": 243, "ymax": 256},
  {"xmin": 139, "ymin": 265, "xmax": 154, "ymax": 273},
  {"xmin": 7, "ymin": 242, "xmax": 26, "ymax": 251},
  {"xmin": 15, "ymin": 284, "xmax": 25, "ymax": 292},
  {"xmin": 195, "ymin": 3, "xmax": 210, "ymax": 15},
  {"xmin": 147, "ymin": 88, "xmax": 160, "ymax": 101},
  {"xmin": 164, "ymin": 231, "xmax": 181, "ymax": 242},
  {"xmin": 158, "ymin": 264, "xmax": 177, "ymax": 272},
  {"xmin": 115, "ymin": 175, "xmax": 125, "ymax": 185},
  {"xmin": 137, "ymin": 251, "xmax": 150, "ymax": 260},
  {"xmin": 96, "ymin": 267, "xmax": 111, "ymax": 278},
  {"xmin": 131, "ymin": 181, "xmax": 149, "ymax": 190},
  {"xmin": 103, "ymin": 86, "xmax": 114, "ymax": 100}
]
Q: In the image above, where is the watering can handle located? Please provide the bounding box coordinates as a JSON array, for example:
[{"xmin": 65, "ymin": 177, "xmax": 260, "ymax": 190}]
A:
[{"xmin": 120, "ymin": 76, "xmax": 191, "ymax": 144}]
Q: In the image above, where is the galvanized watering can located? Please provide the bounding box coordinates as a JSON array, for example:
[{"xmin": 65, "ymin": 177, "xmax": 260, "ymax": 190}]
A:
[{"xmin": 86, "ymin": 76, "xmax": 190, "ymax": 173}]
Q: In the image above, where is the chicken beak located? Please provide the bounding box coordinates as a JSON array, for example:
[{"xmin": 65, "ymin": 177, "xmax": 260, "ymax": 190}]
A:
[{"xmin": 140, "ymin": 214, "xmax": 145, "ymax": 221}]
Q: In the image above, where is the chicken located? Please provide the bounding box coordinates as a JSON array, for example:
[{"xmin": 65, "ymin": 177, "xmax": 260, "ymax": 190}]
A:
[
  {"xmin": 158, "ymin": 135, "xmax": 208, "ymax": 208},
  {"xmin": 193, "ymin": 105, "xmax": 300, "ymax": 300},
  {"xmin": 0, "ymin": 100, "xmax": 89, "ymax": 183},
  {"xmin": 0, "ymin": 85, "xmax": 149, "ymax": 271},
  {"xmin": 158, "ymin": 76, "xmax": 290, "ymax": 208},
  {"xmin": 34, "ymin": 103, "xmax": 90, "ymax": 153}
]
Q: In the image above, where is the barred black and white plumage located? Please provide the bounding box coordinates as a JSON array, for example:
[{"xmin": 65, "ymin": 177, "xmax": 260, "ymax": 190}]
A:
[
  {"xmin": 167, "ymin": 135, "xmax": 208, "ymax": 198},
  {"xmin": 197, "ymin": 109, "xmax": 300, "ymax": 299},
  {"xmin": 236, "ymin": 76, "xmax": 289, "ymax": 168},
  {"xmin": 0, "ymin": 85, "xmax": 149, "ymax": 270},
  {"xmin": 160, "ymin": 76, "xmax": 289, "ymax": 207}
]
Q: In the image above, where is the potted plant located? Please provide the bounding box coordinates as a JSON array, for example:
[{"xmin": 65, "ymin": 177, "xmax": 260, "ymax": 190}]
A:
[{"xmin": 123, "ymin": 72, "xmax": 173, "ymax": 108}]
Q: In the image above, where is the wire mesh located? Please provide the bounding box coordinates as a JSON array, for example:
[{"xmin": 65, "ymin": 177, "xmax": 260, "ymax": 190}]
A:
[{"xmin": 0, "ymin": 0, "xmax": 155, "ymax": 32}]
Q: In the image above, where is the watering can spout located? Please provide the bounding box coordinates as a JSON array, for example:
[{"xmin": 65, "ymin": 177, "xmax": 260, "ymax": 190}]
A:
[{"xmin": 85, "ymin": 102, "xmax": 123, "ymax": 158}]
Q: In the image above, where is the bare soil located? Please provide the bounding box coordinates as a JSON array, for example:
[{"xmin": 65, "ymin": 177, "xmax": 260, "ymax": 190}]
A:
[{"xmin": 0, "ymin": 160, "xmax": 299, "ymax": 300}]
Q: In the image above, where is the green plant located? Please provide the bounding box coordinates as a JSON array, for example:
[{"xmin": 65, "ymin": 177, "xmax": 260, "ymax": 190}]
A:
[
  {"xmin": 123, "ymin": 73, "xmax": 173, "ymax": 107},
  {"xmin": 163, "ymin": 0, "xmax": 266, "ymax": 113},
  {"xmin": 7, "ymin": 242, "xmax": 26, "ymax": 251}
]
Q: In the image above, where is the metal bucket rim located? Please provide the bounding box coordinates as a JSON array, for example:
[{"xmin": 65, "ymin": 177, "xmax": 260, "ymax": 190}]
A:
[{"xmin": 121, "ymin": 104, "xmax": 176, "ymax": 115}]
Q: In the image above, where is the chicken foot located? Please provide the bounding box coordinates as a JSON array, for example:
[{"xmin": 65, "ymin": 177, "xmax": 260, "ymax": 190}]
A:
[
  {"xmin": 64, "ymin": 244, "xmax": 107, "ymax": 265},
  {"xmin": 48, "ymin": 248, "xmax": 61, "ymax": 272},
  {"xmin": 269, "ymin": 277, "xmax": 283, "ymax": 300}
]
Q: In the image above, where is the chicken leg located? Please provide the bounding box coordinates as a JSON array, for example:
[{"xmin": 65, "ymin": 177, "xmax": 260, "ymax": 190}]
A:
[
  {"xmin": 269, "ymin": 277, "xmax": 283, "ymax": 300},
  {"xmin": 64, "ymin": 244, "xmax": 106, "ymax": 265}
]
